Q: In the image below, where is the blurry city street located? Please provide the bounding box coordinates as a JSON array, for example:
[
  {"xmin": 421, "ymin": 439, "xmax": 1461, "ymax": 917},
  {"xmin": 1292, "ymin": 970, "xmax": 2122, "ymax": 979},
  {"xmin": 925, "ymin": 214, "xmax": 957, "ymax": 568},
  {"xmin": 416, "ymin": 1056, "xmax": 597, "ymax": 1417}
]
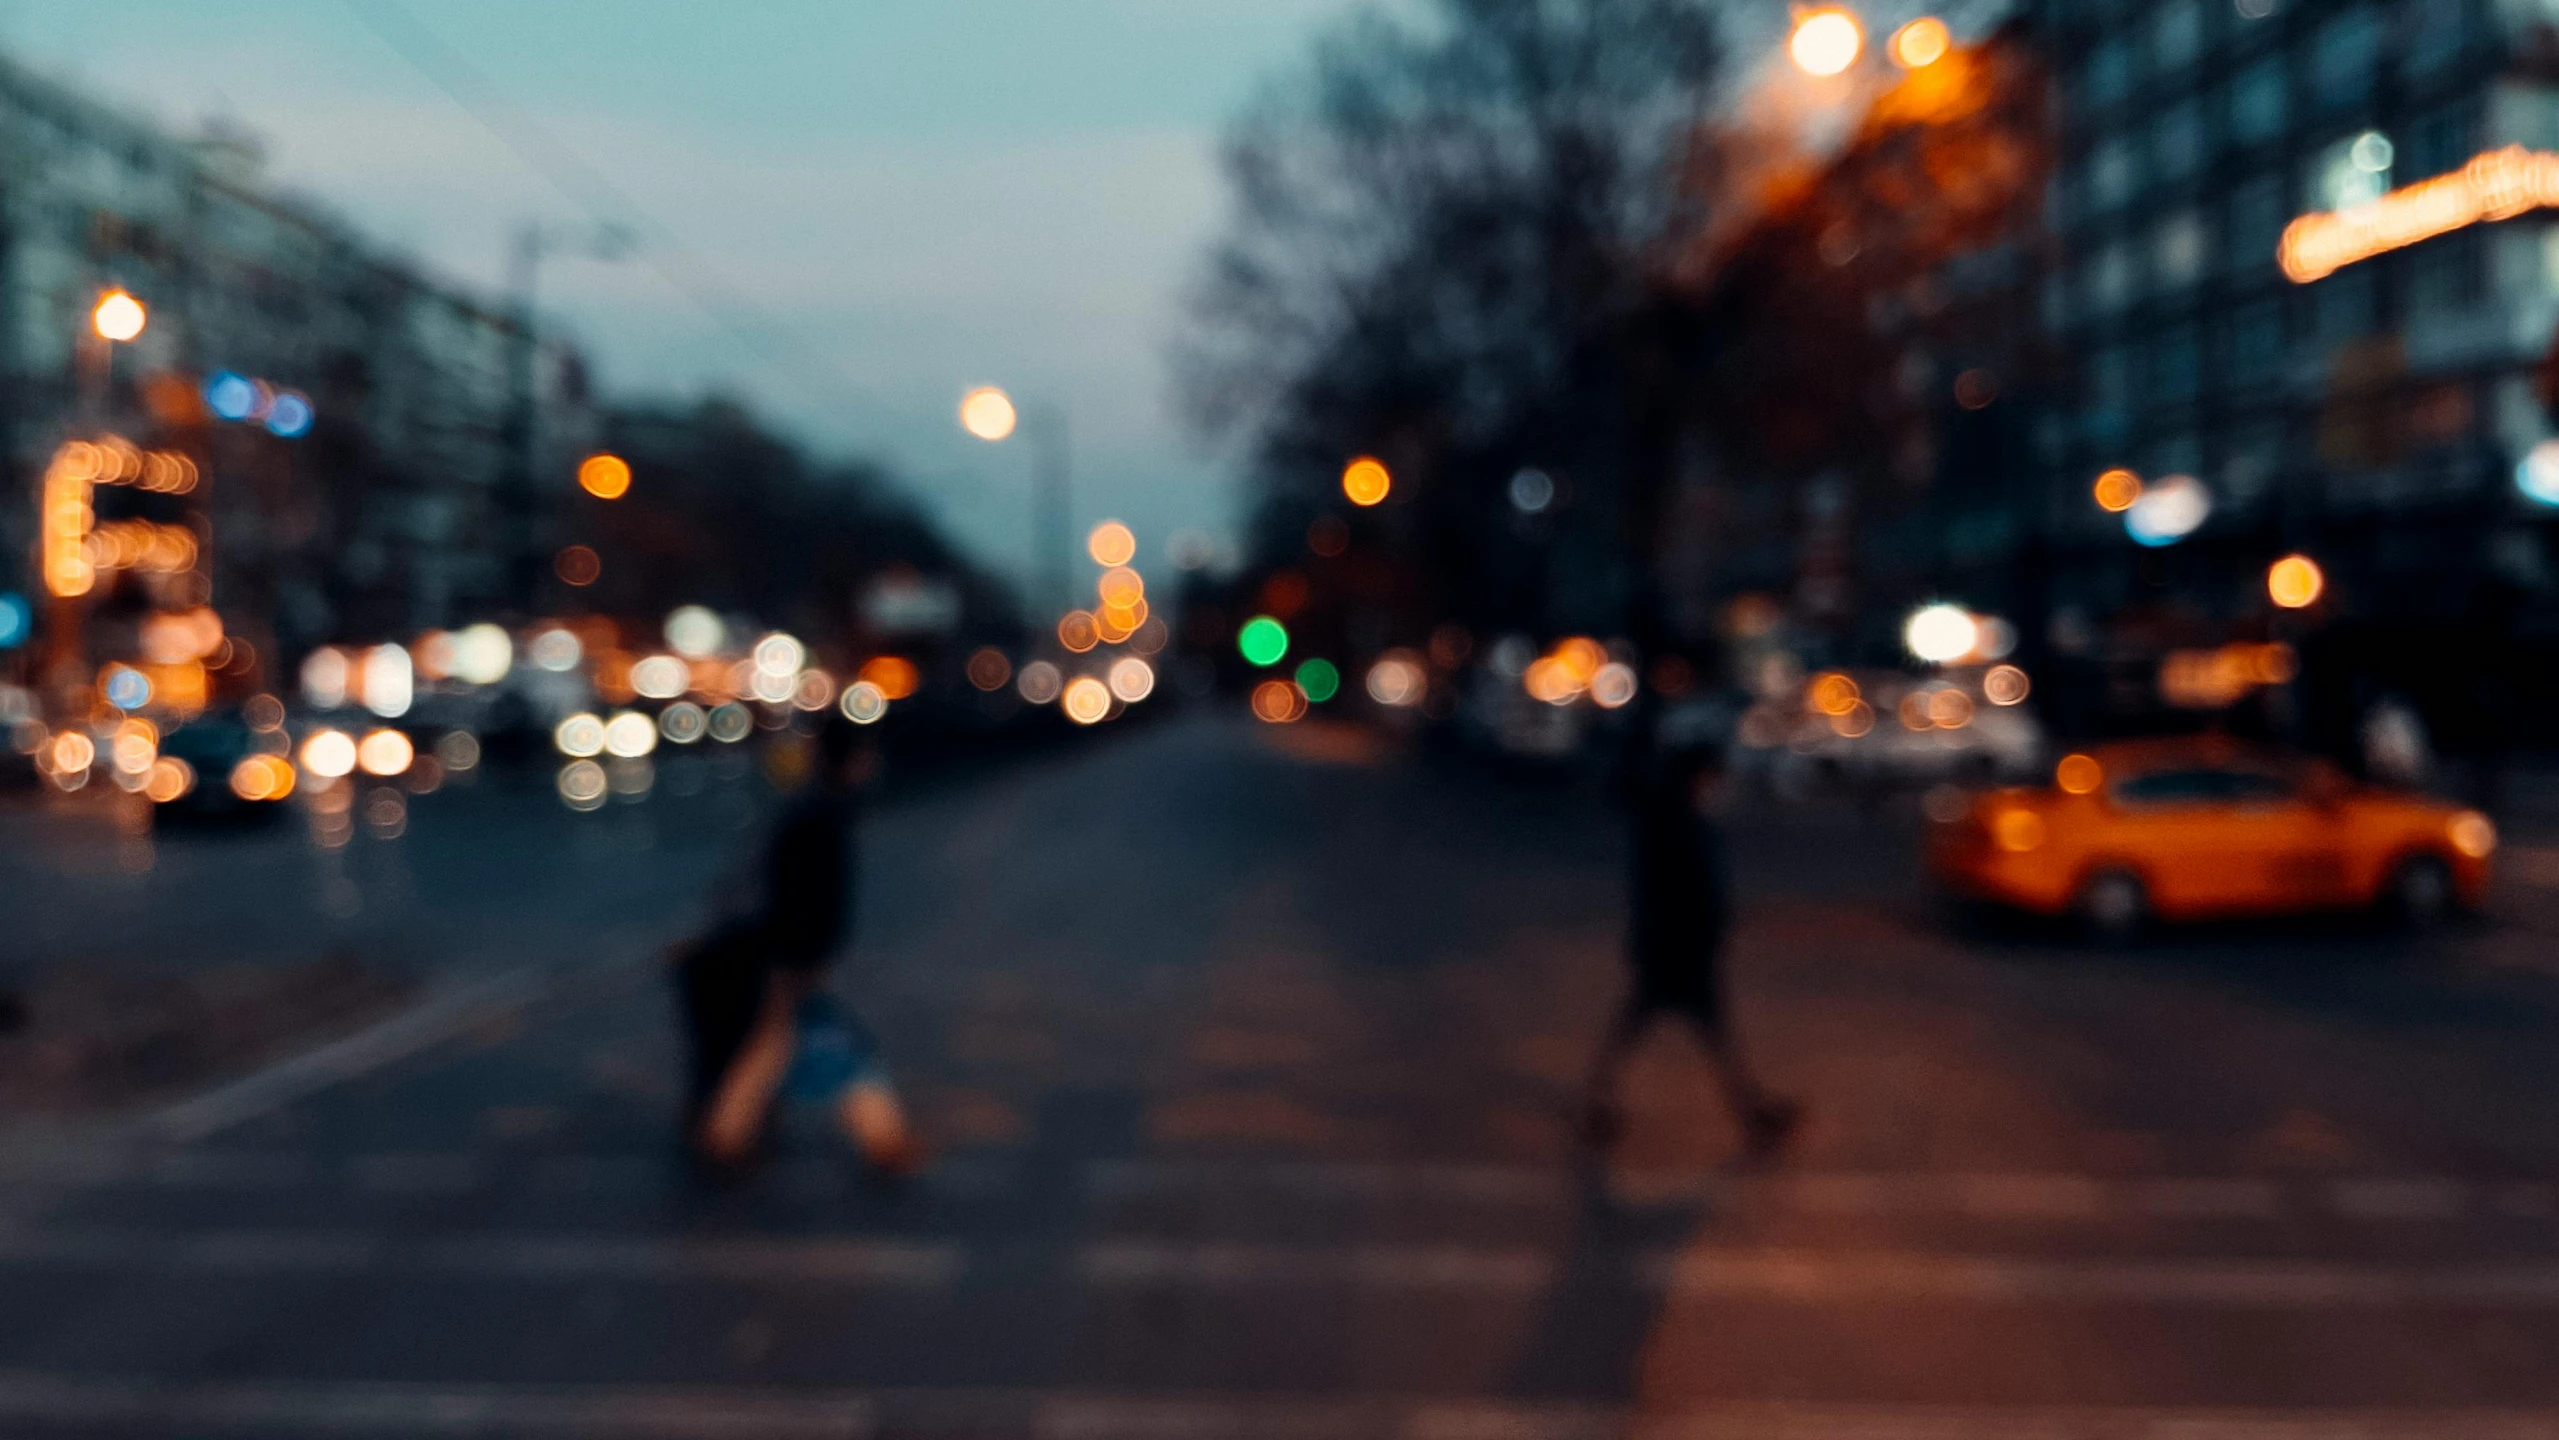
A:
[
  {"xmin": 16, "ymin": 0, "xmax": 2559, "ymax": 1431},
  {"xmin": 6, "ymin": 715, "xmax": 2559, "ymax": 1434}
]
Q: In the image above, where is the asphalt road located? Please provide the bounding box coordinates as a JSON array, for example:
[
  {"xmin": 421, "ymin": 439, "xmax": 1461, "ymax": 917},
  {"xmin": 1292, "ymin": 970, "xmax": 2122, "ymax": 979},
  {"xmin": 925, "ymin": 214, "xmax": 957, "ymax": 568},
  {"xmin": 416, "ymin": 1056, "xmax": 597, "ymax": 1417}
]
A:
[{"xmin": 7, "ymin": 712, "xmax": 2559, "ymax": 1436}]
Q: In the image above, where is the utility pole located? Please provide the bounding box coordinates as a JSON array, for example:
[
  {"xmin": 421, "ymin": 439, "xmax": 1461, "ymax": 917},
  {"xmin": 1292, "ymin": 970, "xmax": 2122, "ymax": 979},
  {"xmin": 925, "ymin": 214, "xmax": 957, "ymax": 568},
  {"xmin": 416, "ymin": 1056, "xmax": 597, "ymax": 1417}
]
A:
[
  {"xmin": 499, "ymin": 223, "xmax": 545, "ymax": 616},
  {"xmin": 499, "ymin": 222, "xmax": 632, "ymax": 616},
  {"xmin": 1029, "ymin": 406, "xmax": 1072, "ymax": 631}
]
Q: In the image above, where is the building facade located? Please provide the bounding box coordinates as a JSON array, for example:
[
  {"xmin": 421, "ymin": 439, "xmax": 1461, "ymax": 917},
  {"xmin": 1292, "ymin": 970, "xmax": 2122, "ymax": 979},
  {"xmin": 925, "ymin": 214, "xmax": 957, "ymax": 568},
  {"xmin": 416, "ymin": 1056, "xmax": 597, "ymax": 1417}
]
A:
[
  {"xmin": 0, "ymin": 53, "xmax": 592, "ymax": 702},
  {"xmin": 2036, "ymin": 0, "xmax": 2559, "ymax": 692}
]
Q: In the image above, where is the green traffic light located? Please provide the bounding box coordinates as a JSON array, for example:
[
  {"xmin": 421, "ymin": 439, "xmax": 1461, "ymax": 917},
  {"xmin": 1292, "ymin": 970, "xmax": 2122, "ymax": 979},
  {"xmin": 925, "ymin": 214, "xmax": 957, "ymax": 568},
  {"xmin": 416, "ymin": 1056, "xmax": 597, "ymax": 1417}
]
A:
[
  {"xmin": 1238, "ymin": 615, "xmax": 1289, "ymax": 667},
  {"xmin": 1295, "ymin": 658, "xmax": 1339, "ymax": 702}
]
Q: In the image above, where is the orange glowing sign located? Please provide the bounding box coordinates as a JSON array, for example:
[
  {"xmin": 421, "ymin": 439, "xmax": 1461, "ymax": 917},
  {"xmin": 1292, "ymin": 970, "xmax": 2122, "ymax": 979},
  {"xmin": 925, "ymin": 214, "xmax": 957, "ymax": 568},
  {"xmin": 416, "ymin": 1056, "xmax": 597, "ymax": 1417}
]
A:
[{"xmin": 2280, "ymin": 146, "xmax": 2559, "ymax": 283}]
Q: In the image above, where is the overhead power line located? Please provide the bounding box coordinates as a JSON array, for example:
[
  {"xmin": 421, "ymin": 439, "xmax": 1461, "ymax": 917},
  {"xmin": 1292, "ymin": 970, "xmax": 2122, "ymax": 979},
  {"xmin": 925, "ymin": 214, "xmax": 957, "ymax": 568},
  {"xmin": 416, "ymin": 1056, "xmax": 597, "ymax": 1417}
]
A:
[{"xmin": 335, "ymin": 0, "xmax": 915, "ymax": 431}]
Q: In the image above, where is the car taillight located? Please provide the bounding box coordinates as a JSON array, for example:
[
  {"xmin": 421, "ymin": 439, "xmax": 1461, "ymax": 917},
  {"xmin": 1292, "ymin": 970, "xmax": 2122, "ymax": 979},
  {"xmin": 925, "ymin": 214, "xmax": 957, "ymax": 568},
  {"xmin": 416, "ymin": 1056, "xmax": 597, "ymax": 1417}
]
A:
[{"xmin": 1992, "ymin": 808, "xmax": 2047, "ymax": 853}]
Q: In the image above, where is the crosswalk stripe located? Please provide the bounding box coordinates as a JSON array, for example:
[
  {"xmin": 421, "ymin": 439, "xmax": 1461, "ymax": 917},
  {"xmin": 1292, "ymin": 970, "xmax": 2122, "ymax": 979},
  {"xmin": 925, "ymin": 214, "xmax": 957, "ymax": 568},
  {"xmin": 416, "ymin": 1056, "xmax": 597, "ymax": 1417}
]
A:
[
  {"xmin": 0, "ymin": 1377, "xmax": 2553, "ymax": 1440},
  {"xmin": 15, "ymin": 1225, "xmax": 2559, "ymax": 1307},
  {"xmin": 5, "ymin": 1150, "xmax": 2556, "ymax": 1228},
  {"xmin": 0, "ymin": 1229, "xmax": 964, "ymax": 1287},
  {"xmin": 19, "ymin": 1223, "xmax": 2532, "ymax": 1311},
  {"xmin": 1085, "ymin": 1240, "xmax": 2559, "ymax": 1307}
]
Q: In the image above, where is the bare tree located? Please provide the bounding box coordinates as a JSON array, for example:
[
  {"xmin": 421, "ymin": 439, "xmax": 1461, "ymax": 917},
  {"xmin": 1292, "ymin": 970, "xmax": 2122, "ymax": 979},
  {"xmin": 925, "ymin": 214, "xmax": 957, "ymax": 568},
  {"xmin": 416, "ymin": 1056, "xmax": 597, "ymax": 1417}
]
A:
[{"xmin": 1180, "ymin": 0, "xmax": 1725, "ymax": 643}]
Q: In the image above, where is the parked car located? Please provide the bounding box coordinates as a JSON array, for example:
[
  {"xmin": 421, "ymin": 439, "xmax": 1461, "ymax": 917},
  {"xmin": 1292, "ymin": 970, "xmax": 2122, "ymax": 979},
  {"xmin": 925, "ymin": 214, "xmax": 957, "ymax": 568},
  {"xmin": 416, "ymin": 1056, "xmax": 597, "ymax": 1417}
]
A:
[
  {"xmin": 1739, "ymin": 667, "xmax": 2045, "ymax": 794},
  {"xmin": 1927, "ymin": 738, "xmax": 2496, "ymax": 938},
  {"xmin": 154, "ymin": 709, "xmax": 294, "ymax": 823}
]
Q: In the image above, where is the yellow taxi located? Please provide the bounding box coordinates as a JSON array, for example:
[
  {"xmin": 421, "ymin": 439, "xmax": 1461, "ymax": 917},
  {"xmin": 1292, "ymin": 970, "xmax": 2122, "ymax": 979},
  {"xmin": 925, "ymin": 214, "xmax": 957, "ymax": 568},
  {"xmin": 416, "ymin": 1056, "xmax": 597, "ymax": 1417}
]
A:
[{"xmin": 1928, "ymin": 738, "xmax": 2496, "ymax": 936}]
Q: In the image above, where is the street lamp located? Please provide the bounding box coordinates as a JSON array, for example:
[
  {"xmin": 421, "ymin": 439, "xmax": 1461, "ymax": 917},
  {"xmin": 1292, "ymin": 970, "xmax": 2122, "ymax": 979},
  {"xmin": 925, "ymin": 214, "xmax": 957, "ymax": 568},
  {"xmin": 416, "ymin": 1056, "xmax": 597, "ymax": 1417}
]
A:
[
  {"xmin": 1790, "ymin": 9, "xmax": 1864, "ymax": 77},
  {"xmin": 2268, "ymin": 554, "xmax": 2325, "ymax": 610},
  {"xmin": 960, "ymin": 386, "xmax": 1018, "ymax": 442},
  {"xmin": 1889, "ymin": 17, "xmax": 1951, "ymax": 69},
  {"xmin": 961, "ymin": 385, "xmax": 1071, "ymax": 631},
  {"xmin": 92, "ymin": 289, "xmax": 146, "ymax": 343}
]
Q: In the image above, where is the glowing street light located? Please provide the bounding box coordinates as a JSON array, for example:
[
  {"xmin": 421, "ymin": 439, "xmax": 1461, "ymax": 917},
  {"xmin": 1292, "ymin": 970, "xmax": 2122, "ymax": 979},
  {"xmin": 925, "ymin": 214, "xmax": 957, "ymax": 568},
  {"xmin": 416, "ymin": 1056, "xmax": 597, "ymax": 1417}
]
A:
[
  {"xmin": 961, "ymin": 383, "xmax": 1073, "ymax": 625},
  {"xmin": 1341, "ymin": 456, "xmax": 1392, "ymax": 507},
  {"xmin": 1087, "ymin": 521, "xmax": 1137, "ymax": 567},
  {"xmin": 92, "ymin": 289, "xmax": 146, "ymax": 343},
  {"xmin": 1790, "ymin": 10, "xmax": 1864, "ymax": 77},
  {"xmin": 1904, "ymin": 603, "xmax": 1979, "ymax": 664},
  {"xmin": 578, "ymin": 452, "xmax": 633, "ymax": 499},
  {"xmin": 2267, "ymin": 554, "xmax": 2326, "ymax": 610},
  {"xmin": 960, "ymin": 386, "xmax": 1018, "ymax": 442},
  {"xmin": 1890, "ymin": 16, "xmax": 1951, "ymax": 68}
]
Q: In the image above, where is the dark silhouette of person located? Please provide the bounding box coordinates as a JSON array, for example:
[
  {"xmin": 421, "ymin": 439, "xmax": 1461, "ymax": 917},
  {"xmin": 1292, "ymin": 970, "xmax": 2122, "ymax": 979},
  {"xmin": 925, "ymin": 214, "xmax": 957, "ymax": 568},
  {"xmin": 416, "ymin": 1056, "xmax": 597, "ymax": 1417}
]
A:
[
  {"xmin": 1581, "ymin": 743, "xmax": 1798, "ymax": 1158},
  {"xmin": 677, "ymin": 718, "xmax": 918, "ymax": 1172}
]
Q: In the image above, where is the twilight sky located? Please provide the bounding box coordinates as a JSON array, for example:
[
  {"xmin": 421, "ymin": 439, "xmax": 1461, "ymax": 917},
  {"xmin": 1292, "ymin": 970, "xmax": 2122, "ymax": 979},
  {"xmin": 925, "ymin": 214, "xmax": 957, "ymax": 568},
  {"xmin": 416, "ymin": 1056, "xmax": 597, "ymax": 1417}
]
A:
[{"xmin": 2, "ymin": 0, "xmax": 1365, "ymax": 584}]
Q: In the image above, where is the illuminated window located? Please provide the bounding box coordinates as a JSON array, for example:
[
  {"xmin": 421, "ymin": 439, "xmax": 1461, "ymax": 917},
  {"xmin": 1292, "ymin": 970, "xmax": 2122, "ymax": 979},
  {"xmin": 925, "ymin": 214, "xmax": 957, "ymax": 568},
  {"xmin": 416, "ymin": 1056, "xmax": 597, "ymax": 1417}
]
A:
[
  {"xmin": 2152, "ymin": 102, "xmax": 2204, "ymax": 181},
  {"xmin": 2150, "ymin": 0, "xmax": 2202, "ymax": 73},
  {"xmin": 2226, "ymin": 299, "xmax": 2286, "ymax": 385},
  {"xmin": 2311, "ymin": 133, "xmax": 2392, "ymax": 212},
  {"xmin": 2231, "ymin": 56, "xmax": 2289, "ymax": 146},
  {"xmin": 2147, "ymin": 436, "xmax": 2202, "ymax": 489},
  {"xmin": 2153, "ymin": 210, "xmax": 2209, "ymax": 288},
  {"xmin": 2311, "ymin": 10, "xmax": 2381, "ymax": 111},
  {"xmin": 2407, "ymin": 0, "xmax": 2468, "ymax": 77},
  {"xmin": 2151, "ymin": 327, "xmax": 2201, "ymax": 405},
  {"xmin": 2316, "ymin": 268, "xmax": 2378, "ymax": 341},
  {"xmin": 2409, "ymin": 232, "xmax": 2482, "ymax": 318},
  {"xmin": 2084, "ymin": 37, "xmax": 2132, "ymax": 109},
  {"xmin": 2222, "ymin": 423, "xmax": 2285, "ymax": 504},
  {"xmin": 2086, "ymin": 347, "xmax": 2133, "ymax": 442},
  {"xmin": 2228, "ymin": 175, "xmax": 2286, "ymax": 271},
  {"xmin": 2090, "ymin": 138, "xmax": 2138, "ymax": 209},
  {"xmin": 2406, "ymin": 107, "xmax": 2475, "ymax": 181},
  {"xmin": 2090, "ymin": 242, "xmax": 2137, "ymax": 311}
]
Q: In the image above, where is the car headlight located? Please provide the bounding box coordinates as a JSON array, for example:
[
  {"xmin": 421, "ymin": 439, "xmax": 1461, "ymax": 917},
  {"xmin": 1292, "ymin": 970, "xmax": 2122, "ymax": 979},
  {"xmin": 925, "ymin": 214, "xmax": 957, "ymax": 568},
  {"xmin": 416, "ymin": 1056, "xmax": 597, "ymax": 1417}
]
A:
[{"xmin": 2449, "ymin": 811, "xmax": 2497, "ymax": 860}]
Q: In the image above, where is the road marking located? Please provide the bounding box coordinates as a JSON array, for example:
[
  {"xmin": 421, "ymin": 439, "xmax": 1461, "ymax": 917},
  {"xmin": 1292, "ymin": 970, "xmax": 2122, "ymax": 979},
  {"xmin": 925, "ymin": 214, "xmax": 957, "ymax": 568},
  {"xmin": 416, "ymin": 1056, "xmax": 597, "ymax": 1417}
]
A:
[
  {"xmin": 1083, "ymin": 1242, "xmax": 1558, "ymax": 1292},
  {"xmin": 0, "ymin": 1373, "xmax": 873, "ymax": 1437},
  {"xmin": 150, "ymin": 969, "xmax": 547, "ymax": 1143},
  {"xmin": 0, "ymin": 1378, "xmax": 2551, "ymax": 1440},
  {"xmin": 1083, "ymin": 1240, "xmax": 2559, "ymax": 1308},
  {"xmin": 0, "ymin": 1229, "xmax": 963, "ymax": 1287},
  {"xmin": 5, "ymin": 1151, "xmax": 2555, "ymax": 1230},
  {"xmin": 1648, "ymin": 1249, "xmax": 2559, "ymax": 1306},
  {"xmin": 17, "ymin": 1224, "xmax": 2559, "ymax": 1308}
]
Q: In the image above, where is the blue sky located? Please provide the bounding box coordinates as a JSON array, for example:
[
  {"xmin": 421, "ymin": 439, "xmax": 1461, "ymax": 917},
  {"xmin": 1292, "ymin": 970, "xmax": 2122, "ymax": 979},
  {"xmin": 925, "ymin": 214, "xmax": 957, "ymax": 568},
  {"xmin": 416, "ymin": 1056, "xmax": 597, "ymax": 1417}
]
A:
[{"xmin": 2, "ymin": 1, "xmax": 1363, "ymax": 583}]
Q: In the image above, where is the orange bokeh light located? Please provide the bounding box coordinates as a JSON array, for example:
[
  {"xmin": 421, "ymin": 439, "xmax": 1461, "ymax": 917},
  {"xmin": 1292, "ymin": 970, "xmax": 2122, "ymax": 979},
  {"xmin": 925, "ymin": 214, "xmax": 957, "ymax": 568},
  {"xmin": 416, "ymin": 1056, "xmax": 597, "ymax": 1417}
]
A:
[
  {"xmin": 2282, "ymin": 146, "xmax": 2559, "ymax": 284},
  {"xmin": 578, "ymin": 453, "xmax": 633, "ymax": 499},
  {"xmin": 1087, "ymin": 521, "xmax": 1137, "ymax": 567},
  {"xmin": 2092, "ymin": 469, "xmax": 2143, "ymax": 513},
  {"xmin": 2056, "ymin": 753, "xmax": 2104, "ymax": 795},
  {"xmin": 1341, "ymin": 456, "xmax": 1391, "ymax": 507},
  {"xmin": 1890, "ymin": 16, "xmax": 1950, "ymax": 68},
  {"xmin": 1250, "ymin": 678, "xmax": 1308, "ymax": 724},
  {"xmin": 966, "ymin": 647, "xmax": 1012, "ymax": 692},
  {"xmin": 1058, "ymin": 610, "xmax": 1100, "ymax": 653},
  {"xmin": 858, "ymin": 655, "xmax": 921, "ymax": 700},
  {"xmin": 1790, "ymin": 9, "xmax": 1863, "ymax": 76},
  {"xmin": 2267, "ymin": 554, "xmax": 2326, "ymax": 610},
  {"xmin": 1097, "ymin": 566, "xmax": 1145, "ymax": 611}
]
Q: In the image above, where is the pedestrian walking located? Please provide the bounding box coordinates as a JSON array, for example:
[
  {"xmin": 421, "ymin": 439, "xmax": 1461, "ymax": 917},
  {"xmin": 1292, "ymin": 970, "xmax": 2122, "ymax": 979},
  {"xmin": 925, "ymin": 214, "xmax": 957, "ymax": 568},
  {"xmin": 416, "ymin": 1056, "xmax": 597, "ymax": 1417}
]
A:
[
  {"xmin": 675, "ymin": 718, "xmax": 921, "ymax": 1175},
  {"xmin": 1581, "ymin": 743, "xmax": 1799, "ymax": 1158}
]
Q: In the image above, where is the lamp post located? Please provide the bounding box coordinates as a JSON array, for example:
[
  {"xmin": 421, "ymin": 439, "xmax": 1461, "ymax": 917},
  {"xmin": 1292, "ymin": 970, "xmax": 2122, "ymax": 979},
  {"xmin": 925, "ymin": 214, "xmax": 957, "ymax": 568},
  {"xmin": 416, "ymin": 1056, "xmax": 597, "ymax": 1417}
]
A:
[
  {"xmin": 961, "ymin": 385, "xmax": 1072, "ymax": 638},
  {"xmin": 500, "ymin": 222, "xmax": 632, "ymax": 615},
  {"xmin": 1789, "ymin": 9, "xmax": 1864, "ymax": 77},
  {"xmin": 41, "ymin": 290, "xmax": 151, "ymax": 701}
]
